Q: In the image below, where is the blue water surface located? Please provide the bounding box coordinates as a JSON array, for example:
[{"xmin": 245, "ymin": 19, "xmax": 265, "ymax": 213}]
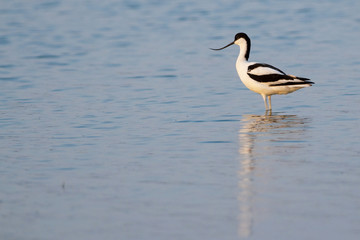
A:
[{"xmin": 0, "ymin": 1, "xmax": 359, "ymax": 239}]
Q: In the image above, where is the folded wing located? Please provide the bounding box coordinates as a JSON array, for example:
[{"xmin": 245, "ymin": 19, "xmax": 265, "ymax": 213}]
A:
[{"xmin": 247, "ymin": 63, "xmax": 314, "ymax": 86}]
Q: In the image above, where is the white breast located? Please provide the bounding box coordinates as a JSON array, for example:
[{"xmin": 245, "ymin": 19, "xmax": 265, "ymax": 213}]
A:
[{"xmin": 236, "ymin": 60, "xmax": 274, "ymax": 95}]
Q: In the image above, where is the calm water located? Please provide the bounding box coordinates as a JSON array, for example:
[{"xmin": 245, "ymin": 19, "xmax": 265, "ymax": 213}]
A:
[{"xmin": 1, "ymin": 0, "xmax": 360, "ymax": 239}]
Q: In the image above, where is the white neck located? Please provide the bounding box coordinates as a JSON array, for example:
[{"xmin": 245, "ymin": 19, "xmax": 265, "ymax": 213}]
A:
[
  {"xmin": 237, "ymin": 46, "xmax": 247, "ymax": 62},
  {"xmin": 235, "ymin": 38, "xmax": 250, "ymax": 62}
]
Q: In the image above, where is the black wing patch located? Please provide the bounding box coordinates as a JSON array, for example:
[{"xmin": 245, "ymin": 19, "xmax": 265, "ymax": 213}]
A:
[
  {"xmin": 269, "ymin": 81, "xmax": 314, "ymax": 86},
  {"xmin": 294, "ymin": 76, "xmax": 311, "ymax": 81},
  {"xmin": 248, "ymin": 73, "xmax": 293, "ymax": 82},
  {"xmin": 248, "ymin": 63, "xmax": 286, "ymax": 75}
]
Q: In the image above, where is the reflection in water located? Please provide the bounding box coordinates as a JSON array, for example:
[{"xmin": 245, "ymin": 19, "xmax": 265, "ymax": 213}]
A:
[{"xmin": 237, "ymin": 113, "xmax": 310, "ymax": 238}]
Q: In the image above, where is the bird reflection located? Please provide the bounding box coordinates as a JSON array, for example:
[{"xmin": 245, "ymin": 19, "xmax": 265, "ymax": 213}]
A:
[{"xmin": 237, "ymin": 113, "xmax": 310, "ymax": 238}]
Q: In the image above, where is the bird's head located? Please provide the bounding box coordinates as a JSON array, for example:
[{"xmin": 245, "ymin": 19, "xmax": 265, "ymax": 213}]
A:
[{"xmin": 210, "ymin": 32, "xmax": 250, "ymax": 50}]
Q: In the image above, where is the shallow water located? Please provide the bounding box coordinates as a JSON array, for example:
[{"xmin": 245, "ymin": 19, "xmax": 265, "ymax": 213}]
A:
[{"xmin": 1, "ymin": 0, "xmax": 360, "ymax": 239}]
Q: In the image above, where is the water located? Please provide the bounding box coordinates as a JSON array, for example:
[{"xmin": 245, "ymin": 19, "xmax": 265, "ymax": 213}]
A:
[{"xmin": 0, "ymin": 0, "xmax": 359, "ymax": 239}]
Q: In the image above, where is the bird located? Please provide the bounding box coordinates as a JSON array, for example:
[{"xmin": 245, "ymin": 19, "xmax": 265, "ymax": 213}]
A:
[{"xmin": 211, "ymin": 32, "xmax": 314, "ymax": 111}]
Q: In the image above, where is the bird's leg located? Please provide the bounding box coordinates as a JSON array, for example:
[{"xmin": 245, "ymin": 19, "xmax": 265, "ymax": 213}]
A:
[
  {"xmin": 267, "ymin": 96, "xmax": 272, "ymax": 110},
  {"xmin": 261, "ymin": 94, "xmax": 268, "ymax": 110}
]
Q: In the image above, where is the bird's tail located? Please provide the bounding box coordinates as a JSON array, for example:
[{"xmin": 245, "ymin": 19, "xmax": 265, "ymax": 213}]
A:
[
  {"xmin": 269, "ymin": 75, "xmax": 314, "ymax": 87},
  {"xmin": 289, "ymin": 75, "xmax": 314, "ymax": 85}
]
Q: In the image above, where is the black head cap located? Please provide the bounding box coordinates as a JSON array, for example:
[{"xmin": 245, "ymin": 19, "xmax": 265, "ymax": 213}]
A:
[{"xmin": 234, "ymin": 32, "xmax": 250, "ymax": 42}]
